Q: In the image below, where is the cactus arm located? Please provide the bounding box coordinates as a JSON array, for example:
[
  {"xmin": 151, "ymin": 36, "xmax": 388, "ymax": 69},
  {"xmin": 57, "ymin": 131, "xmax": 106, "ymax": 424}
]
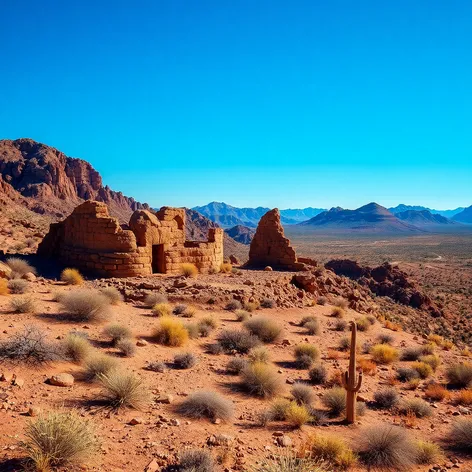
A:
[
  {"xmin": 342, "ymin": 371, "xmax": 348, "ymax": 389},
  {"xmin": 354, "ymin": 371, "xmax": 363, "ymax": 392}
]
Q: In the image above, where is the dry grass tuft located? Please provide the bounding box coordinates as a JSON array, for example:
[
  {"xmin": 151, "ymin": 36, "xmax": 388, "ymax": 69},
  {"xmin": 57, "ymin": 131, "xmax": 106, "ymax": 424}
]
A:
[
  {"xmin": 98, "ymin": 370, "xmax": 149, "ymax": 410},
  {"xmin": 179, "ymin": 449, "xmax": 214, "ymax": 472},
  {"xmin": 446, "ymin": 363, "xmax": 472, "ymax": 388},
  {"xmin": 60, "ymin": 290, "xmax": 110, "ymax": 322},
  {"xmin": 294, "ymin": 343, "xmax": 320, "ymax": 369},
  {"xmin": 374, "ymin": 387, "xmax": 399, "ymax": 409},
  {"xmin": 220, "ymin": 262, "xmax": 233, "ymax": 273},
  {"xmin": 356, "ymin": 424, "xmax": 415, "ymax": 471},
  {"xmin": 143, "ymin": 292, "xmax": 167, "ymax": 308},
  {"xmin": 7, "ymin": 279, "xmax": 29, "ymax": 294},
  {"xmin": 152, "ymin": 317, "xmax": 188, "ymax": 346},
  {"xmin": 61, "ymin": 268, "xmax": 84, "ymax": 285},
  {"xmin": 424, "ymin": 383, "xmax": 449, "ymax": 401},
  {"xmin": 217, "ymin": 329, "xmax": 260, "ymax": 353},
  {"xmin": 103, "ymin": 324, "xmax": 132, "ymax": 346},
  {"xmin": 412, "ymin": 361, "xmax": 433, "ymax": 379},
  {"xmin": 330, "ymin": 307, "xmax": 345, "ymax": 318},
  {"xmin": 152, "ymin": 302, "xmax": 173, "ymax": 317},
  {"xmin": 244, "ymin": 317, "xmax": 281, "ymax": 343},
  {"xmin": 414, "ymin": 440, "xmax": 443, "ymax": 464},
  {"xmin": 454, "ymin": 389, "xmax": 472, "ymax": 406},
  {"xmin": 291, "ymin": 383, "xmax": 315, "ymax": 406},
  {"xmin": 240, "ymin": 362, "xmax": 283, "ymax": 398},
  {"xmin": 308, "ymin": 364, "xmax": 327, "ymax": 385},
  {"xmin": 235, "ymin": 309, "xmax": 250, "ymax": 321},
  {"xmin": 371, "ymin": 344, "xmax": 399, "ymax": 364},
  {"xmin": 178, "ymin": 391, "xmax": 234, "ymax": 422},
  {"xmin": 285, "ymin": 402, "xmax": 311, "ymax": 428},
  {"xmin": 21, "ymin": 410, "xmax": 99, "ymax": 471},
  {"xmin": 399, "ymin": 398, "xmax": 433, "ymax": 418},
  {"xmin": 63, "ymin": 333, "xmax": 93, "ymax": 364},
  {"xmin": 180, "ymin": 263, "xmax": 198, "ymax": 278},
  {"xmin": 116, "ymin": 338, "xmax": 136, "ymax": 357},
  {"xmin": 248, "ymin": 346, "xmax": 271, "ymax": 364},
  {"xmin": 174, "ymin": 352, "xmax": 198, "ymax": 369},
  {"xmin": 304, "ymin": 434, "xmax": 356, "ymax": 469},
  {"xmin": 321, "ymin": 387, "xmax": 346, "ymax": 416},
  {"xmin": 100, "ymin": 286, "xmax": 123, "ymax": 305},
  {"xmin": 84, "ymin": 354, "xmax": 119, "ymax": 381},
  {"xmin": 226, "ymin": 358, "xmax": 249, "ymax": 375},
  {"xmin": 6, "ymin": 257, "xmax": 36, "ymax": 278},
  {"xmin": 358, "ymin": 358, "xmax": 377, "ymax": 375},
  {"xmin": 10, "ymin": 295, "xmax": 36, "ymax": 313},
  {"xmin": 448, "ymin": 418, "xmax": 472, "ymax": 451}
]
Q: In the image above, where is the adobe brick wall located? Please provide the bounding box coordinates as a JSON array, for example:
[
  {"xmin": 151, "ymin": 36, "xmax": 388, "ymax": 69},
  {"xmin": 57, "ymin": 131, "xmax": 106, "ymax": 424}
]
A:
[{"xmin": 38, "ymin": 200, "xmax": 224, "ymax": 277}]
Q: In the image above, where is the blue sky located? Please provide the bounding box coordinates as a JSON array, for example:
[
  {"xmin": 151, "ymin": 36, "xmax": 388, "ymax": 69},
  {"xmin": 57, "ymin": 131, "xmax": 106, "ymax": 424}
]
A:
[{"xmin": 1, "ymin": 1, "xmax": 471, "ymax": 210}]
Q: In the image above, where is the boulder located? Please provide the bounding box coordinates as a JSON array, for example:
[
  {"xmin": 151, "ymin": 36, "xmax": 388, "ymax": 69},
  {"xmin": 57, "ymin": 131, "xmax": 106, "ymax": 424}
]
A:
[
  {"xmin": 0, "ymin": 262, "xmax": 12, "ymax": 279},
  {"xmin": 49, "ymin": 373, "xmax": 74, "ymax": 387}
]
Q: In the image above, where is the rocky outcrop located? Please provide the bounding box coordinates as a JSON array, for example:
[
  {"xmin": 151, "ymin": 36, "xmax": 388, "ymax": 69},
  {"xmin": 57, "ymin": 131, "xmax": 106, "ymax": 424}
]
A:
[
  {"xmin": 0, "ymin": 138, "xmax": 149, "ymax": 222},
  {"xmin": 248, "ymin": 209, "xmax": 305, "ymax": 271},
  {"xmin": 325, "ymin": 259, "xmax": 442, "ymax": 317},
  {"xmin": 224, "ymin": 225, "xmax": 255, "ymax": 245}
]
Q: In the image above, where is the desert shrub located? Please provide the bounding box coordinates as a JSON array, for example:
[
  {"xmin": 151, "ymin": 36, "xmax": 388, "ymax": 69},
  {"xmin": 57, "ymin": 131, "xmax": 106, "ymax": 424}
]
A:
[
  {"xmin": 267, "ymin": 398, "xmax": 292, "ymax": 421},
  {"xmin": 407, "ymin": 378, "xmax": 421, "ymax": 390},
  {"xmin": 98, "ymin": 370, "xmax": 149, "ymax": 410},
  {"xmin": 260, "ymin": 298, "xmax": 276, "ymax": 309},
  {"xmin": 244, "ymin": 301, "xmax": 259, "ymax": 312},
  {"xmin": 371, "ymin": 344, "xmax": 399, "ymax": 364},
  {"xmin": 412, "ymin": 361, "xmax": 433, "ymax": 379},
  {"xmin": 396, "ymin": 367, "xmax": 419, "ymax": 382},
  {"xmin": 291, "ymin": 383, "xmax": 315, "ymax": 405},
  {"xmin": 244, "ymin": 317, "xmax": 281, "ymax": 343},
  {"xmin": 304, "ymin": 320, "xmax": 320, "ymax": 335},
  {"xmin": 414, "ymin": 440, "xmax": 443, "ymax": 465},
  {"xmin": 294, "ymin": 344, "xmax": 320, "ymax": 369},
  {"xmin": 448, "ymin": 418, "xmax": 472, "ymax": 451},
  {"xmin": 226, "ymin": 358, "xmax": 248, "ymax": 375},
  {"xmin": 357, "ymin": 401, "xmax": 367, "ymax": 417},
  {"xmin": 285, "ymin": 402, "xmax": 311, "ymax": 428},
  {"xmin": 334, "ymin": 319, "xmax": 347, "ymax": 331},
  {"xmin": 356, "ymin": 424, "xmax": 415, "ymax": 471},
  {"xmin": 240, "ymin": 362, "xmax": 283, "ymax": 398},
  {"xmin": 334, "ymin": 297, "xmax": 348, "ymax": 309},
  {"xmin": 0, "ymin": 325, "xmax": 60, "ymax": 364},
  {"xmin": 103, "ymin": 324, "xmax": 132, "ymax": 346},
  {"xmin": 305, "ymin": 434, "xmax": 356, "ymax": 469},
  {"xmin": 0, "ymin": 279, "xmax": 9, "ymax": 295},
  {"xmin": 60, "ymin": 268, "xmax": 84, "ymax": 285},
  {"xmin": 21, "ymin": 410, "xmax": 99, "ymax": 471},
  {"xmin": 84, "ymin": 354, "xmax": 119, "ymax": 381},
  {"xmin": 217, "ymin": 329, "xmax": 260, "ymax": 354},
  {"xmin": 421, "ymin": 343, "xmax": 436, "ymax": 355},
  {"xmin": 199, "ymin": 315, "xmax": 218, "ymax": 330},
  {"xmin": 326, "ymin": 370, "xmax": 343, "ymax": 387},
  {"xmin": 152, "ymin": 302, "xmax": 173, "ymax": 317},
  {"xmin": 321, "ymin": 387, "xmax": 346, "ymax": 416},
  {"xmin": 374, "ymin": 387, "xmax": 399, "ymax": 409},
  {"xmin": 399, "ymin": 398, "xmax": 432, "ymax": 418},
  {"xmin": 6, "ymin": 257, "xmax": 36, "ymax": 278},
  {"xmin": 358, "ymin": 358, "xmax": 377, "ymax": 375},
  {"xmin": 185, "ymin": 322, "xmax": 200, "ymax": 339},
  {"xmin": 146, "ymin": 361, "xmax": 167, "ymax": 373},
  {"xmin": 300, "ymin": 315, "xmax": 317, "ymax": 326},
  {"xmin": 248, "ymin": 346, "xmax": 271, "ymax": 364},
  {"xmin": 63, "ymin": 333, "xmax": 93, "ymax": 363},
  {"xmin": 178, "ymin": 391, "xmax": 234, "ymax": 422},
  {"xmin": 116, "ymin": 338, "xmax": 136, "ymax": 357},
  {"xmin": 180, "ymin": 263, "xmax": 198, "ymax": 278},
  {"xmin": 235, "ymin": 309, "xmax": 250, "ymax": 321},
  {"xmin": 442, "ymin": 339, "xmax": 454, "ymax": 350},
  {"xmin": 10, "ymin": 295, "xmax": 36, "ymax": 313},
  {"xmin": 309, "ymin": 364, "xmax": 327, "ymax": 385},
  {"xmin": 60, "ymin": 290, "xmax": 110, "ymax": 322},
  {"xmin": 446, "ymin": 363, "xmax": 472, "ymax": 388},
  {"xmin": 331, "ymin": 307, "xmax": 345, "ymax": 318},
  {"xmin": 173, "ymin": 304, "xmax": 188, "ymax": 316},
  {"xmin": 309, "ymin": 408, "xmax": 329, "ymax": 425},
  {"xmin": 225, "ymin": 299, "xmax": 242, "ymax": 311},
  {"xmin": 179, "ymin": 449, "xmax": 214, "ymax": 472},
  {"xmin": 377, "ymin": 333, "xmax": 394, "ymax": 344},
  {"xmin": 317, "ymin": 296, "xmax": 327, "ymax": 305},
  {"xmin": 197, "ymin": 323, "xmax": 212, "ymax": 337},
  {"xmin": 455, "ymin": 389, "xmax": 472, "ymax": 406},
  {"xmin": 174, "ymin": 352, "xmax": 198, "ymax": 369},
  {"xmin": 207, "ymin": 343, "xmax": 224, "ymax": 355},
  {"xmin": 100, "ymin": 286, "xmax": 123, "ymax": 305},
  {"xmin": 256, "ymin": 452, "xmax": 326, "ymax": 472},
  {"xmin": 144, "ymin": 292, "xmax": 167, "ymax": 308},
  {"xmin": 356, "ymin": 317, "xmax": 370, "ymax": 332},
  {"xmin": 153, "ymin": 317, "xmax": 188, "ymax": 346},
  {"xmin": 400, "ymin": 346, "xmax": 423, "ymax": 361},
  {"xmin": 424, "ymin": 383, "xmax": 448, "ymax": 401},
  {"xmin": 7, "ymin": 279, "xmax": 29, "ymax": 294},
  {"xmin": 220, "ymin": 262, "xmax": 232, "ymax": 273}
]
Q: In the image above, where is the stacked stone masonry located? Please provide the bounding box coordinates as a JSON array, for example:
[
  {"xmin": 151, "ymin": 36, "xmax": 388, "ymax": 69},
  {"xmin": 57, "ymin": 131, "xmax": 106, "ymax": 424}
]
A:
[{"xmin": 38, "ymin": 201, "xmax": 224, "ymax": 277}]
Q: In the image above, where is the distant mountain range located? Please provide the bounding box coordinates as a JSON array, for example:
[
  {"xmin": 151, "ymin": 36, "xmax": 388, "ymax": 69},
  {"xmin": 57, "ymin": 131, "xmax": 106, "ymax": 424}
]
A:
[
  {"xmin": 194, "ymin": 201, "xmax": 472, "ymax": 233},
  {"xmin": 192, "ymin": 202, "xmax": 325, "ymax": 227}
]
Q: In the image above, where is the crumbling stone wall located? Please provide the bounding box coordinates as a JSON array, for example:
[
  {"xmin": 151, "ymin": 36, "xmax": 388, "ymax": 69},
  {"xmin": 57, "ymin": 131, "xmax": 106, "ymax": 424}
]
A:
[
  {"xmin": 38, "ymin": 200, "xmax": 224, "ymax": 277},
  {"xmin": 247, "ymin": 208, "xmax": 305, "ymax": 270}
]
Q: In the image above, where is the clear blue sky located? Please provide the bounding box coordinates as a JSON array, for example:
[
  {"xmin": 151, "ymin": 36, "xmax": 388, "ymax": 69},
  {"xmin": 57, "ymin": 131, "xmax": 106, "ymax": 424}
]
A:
[{"xmin": 1, "ymin": 1, "xmax": 471, "ymax": 210}]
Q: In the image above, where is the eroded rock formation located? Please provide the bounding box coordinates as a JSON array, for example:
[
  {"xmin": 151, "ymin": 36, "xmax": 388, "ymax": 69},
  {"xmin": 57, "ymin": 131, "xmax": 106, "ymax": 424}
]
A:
[{"xmin": 248, "ymin": 209, "xmax": 305, "ymax": 270}]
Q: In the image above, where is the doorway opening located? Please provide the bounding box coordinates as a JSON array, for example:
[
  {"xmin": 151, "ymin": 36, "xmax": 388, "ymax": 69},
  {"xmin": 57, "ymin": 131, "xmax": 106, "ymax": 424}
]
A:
[{"xmin": 152, "ymin": 244, "xmax": 165, "ymax": 273}]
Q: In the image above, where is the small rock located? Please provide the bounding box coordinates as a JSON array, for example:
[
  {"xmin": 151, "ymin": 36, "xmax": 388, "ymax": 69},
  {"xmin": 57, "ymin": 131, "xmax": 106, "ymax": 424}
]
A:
[
  {"xmin": 213, "ymin": 418, "xmax": 222, "ymax": 424},
  {"xmin": 144, "ymin": 459, "xmax": 159, "ymax": 472},
  {"xmin": 27, "ymin": 406, "xmax": 41, "ymax": 417},
  {"xmin": 129, "ymin": 417, "xmax": 143, "ymax": 425},
  {"xmin": 49, "ymin": 373, "xmax": 74, "ymax": 387},
  {"xmin": 276, "ymin": 435, "xmax": 292, "ymax": 447},
  {"xmin": 264, "ymin": 266, "xmax": 273, "ymax": 271},
  {"xmin": 0, "ymin": 372, "xmax": 14, "ymax": 382},
  {"xmin": 12, "ymin": 377, "xmax": 24, "ymax": 387},
  {"xmin": 170, "ymin": 418, "xmax": 180, "ymax": 426},
  {"xmin": 136, "ymin": 339, "xmax": 148, "ymax": 346},
  {"xmin": 155, "ymin": 394, "xmax": 174, "ymax": 404},
  {"xmin": 22, "ymin": 272, "xmax": 36, "ymax": 282}
]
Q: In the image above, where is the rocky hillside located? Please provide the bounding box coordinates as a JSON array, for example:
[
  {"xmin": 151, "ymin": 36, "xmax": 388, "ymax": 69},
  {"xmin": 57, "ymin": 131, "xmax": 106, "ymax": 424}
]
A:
[
  {"xmin": 453, "ymin": 204, "xmax": 472, "ymax": 224},
  {"xmin": 396, "ymin": 209, "xmax": 456, "ymax": 227},
  {"xmin": 0, "ymin": 138, "xmax": 148, "ymax": 222},
  {"xmin": 224, "ymin": 225, "xmax": 255, "ymax": 244}
]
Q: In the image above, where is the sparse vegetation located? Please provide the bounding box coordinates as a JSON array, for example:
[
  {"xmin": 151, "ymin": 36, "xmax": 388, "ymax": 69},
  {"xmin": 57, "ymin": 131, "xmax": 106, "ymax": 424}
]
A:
[
  {"xmin": 240, "ymin": 362, "xmax": 283, "ymax": 398},
  {"xmin": 98, "ymin": 370, "xmax": 149, "ymax": 410},
  {"xmin": 248, "ymin": 346, "xmax": 271, "ymax": 364},
  {"xmin": 334, "ymin": 319, "xmax": 347, "ymax": 331},
  {"xmin": 180, "ymin": 263, "xmax": 198, "ymax": 278},
  {"xmin": 60, "ymin": 290, "xmax": 110, "ymax": 322},
  {"xmin": 338, "ymin": 336, "xmax": 351, "ymax": 351},
  {"xmin": 331, "ymin": 307, "xmax": 345, "ymax": 318},
  {"xmin": 356, "ymin": 425, "xmax": 415, "ymax": 471},
  {"xmin": 10, "ymin": 295, "xmax": 36, "ymax": 313},
  {"xmin": 7, "ymin": 257, "xmax": 36, "ymax": 278},
  {"xmin": 178, "ymin": 391, "xmax": 234, "ymax": 422},
  {"xmin": 174, "ymin": 352, "xmax": 198, "ymax": 369},
  {"xmin": 309, "ymin": 364, "xmax": 327, "ymax": 385},
  {"xmin": 235, "ymin": 309, "xmax": 250, "ymax": 321},
  {"xmin": 116, "ymin": 338, "xmax": 136, "ymax": 357},
  {"xmin": 144, "ymin": 292, "xmax": 168, "ymax": 308},
  {"xmin": 396, "ymin": 367, "xmax": 419, "ymax": 382},
  {"xmin": 7, "ymin": 278, "xmax": 29, "ymax": 294},
  {"xmin": 220, "ymin": 262, "xmax": 232, "ymax": 273},
  {"xmin": 412, "ymin": 361, "xmax": 433, "ymax": 379},
  {"xmin": 414, "ymin": 440, "xmax": 443, "ymax": 464},
  {"xmin": 226, "ymin": 358, "xmax": 249, "ymax": 375},
  {"xmin": 448, "ymin": 418, "xmax": 472, "ymax": 451},
  {"xmin": 260, "ymin": 298, "xmax": 276, "ymax": 308},
  {"xmin": 100, "ymin": 286, "xmax": 123, "ymax": 304},
  {"xmin": 446, "ymin": 362, "xmax": 472, "ymax": 388},
  {"xmin": 304, "ymin": 434, "xmax": 356, "ymax": 470},
  {"xmin": 63, "ymin": 333, "xmax": 93, "ymax": 363},
  {"xmin": 84, "ymin": 354, "xmax": 119, "ymax": 381},
  {"xmin": 371, "ymin": 344, "xmax": 399, "ymax": 364},
  {"xmin": 399, "ymin": 398, "xmax": 433, "ymax": 418},
  {"xmin": 291, "ymin": 383, "xmax": 315, "ymax": 405},
  {"xmin": 285, "ymin": 402, "xmax": 311, "ymax": 428},
  {"xmin": 400, "ymin": 346, "xmax": 423, "ymax": 361},
  {"xmin": 103, "ymin": 324, "xmax": 132, "ymax": 346},
  {"xmin": 152, "ymin": 302, "xmax": 173, "ymax": 317},
  {"xmin": 217, "ymin": 329, "xmax": 260, "ymax": 353},
  {"xmin": 304, "ymin": 320, "xmax": 320, "ymax": 335},
  {"xmin": 424, "ymin": 383, "xmax": 449, "ymax": 401},
  {"xmin": 61, "ymin": 268, "xmax": 84, "ymax": 285},
  {"xmin": 179, "ymin": 449, "xmax": 214, "ymax": 472},
  {"xmin": 225, "ymin": 299, "xmax": 242, "ymax": 311},
  {"xmin": 294, "ymin": 343, "xmax": 320, "ymax": 369},
  {"xmin": 152, "ymin": 317, "xmax": 189, "ymax": 346},
  {"xmin": 321, "ymin": 387, "xmax": 346, "ymax": 416},
  {"xmin": 356, "ymin": 317, "xmax": 370, "ymax": 332},
  {"xmin": 374, "ymin": 387, "xmax": 399, "ymax": 409},
  {"xmin": 244, "ymin": 317, "xmax": 281, "ymax": 343},
  {"xmin": 21, "ymin": 410, "xmax": 99, "ymax": 471}
]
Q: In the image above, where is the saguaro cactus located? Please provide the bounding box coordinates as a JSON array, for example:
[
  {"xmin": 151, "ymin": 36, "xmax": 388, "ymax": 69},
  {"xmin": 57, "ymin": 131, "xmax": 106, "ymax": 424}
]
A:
[{"xmin": 342, "ymin": 320, "xmax": 363, "ymax": 423}]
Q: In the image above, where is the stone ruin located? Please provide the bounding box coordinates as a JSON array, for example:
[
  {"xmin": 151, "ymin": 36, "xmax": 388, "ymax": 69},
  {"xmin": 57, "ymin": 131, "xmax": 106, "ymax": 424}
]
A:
[
  {"xmin": 38, "ymin": 200, "xmax": 224, "ymax": 277},
  {"xmin": 248, "ymin": 208, "xmax": 306, "ymax": 271}
]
